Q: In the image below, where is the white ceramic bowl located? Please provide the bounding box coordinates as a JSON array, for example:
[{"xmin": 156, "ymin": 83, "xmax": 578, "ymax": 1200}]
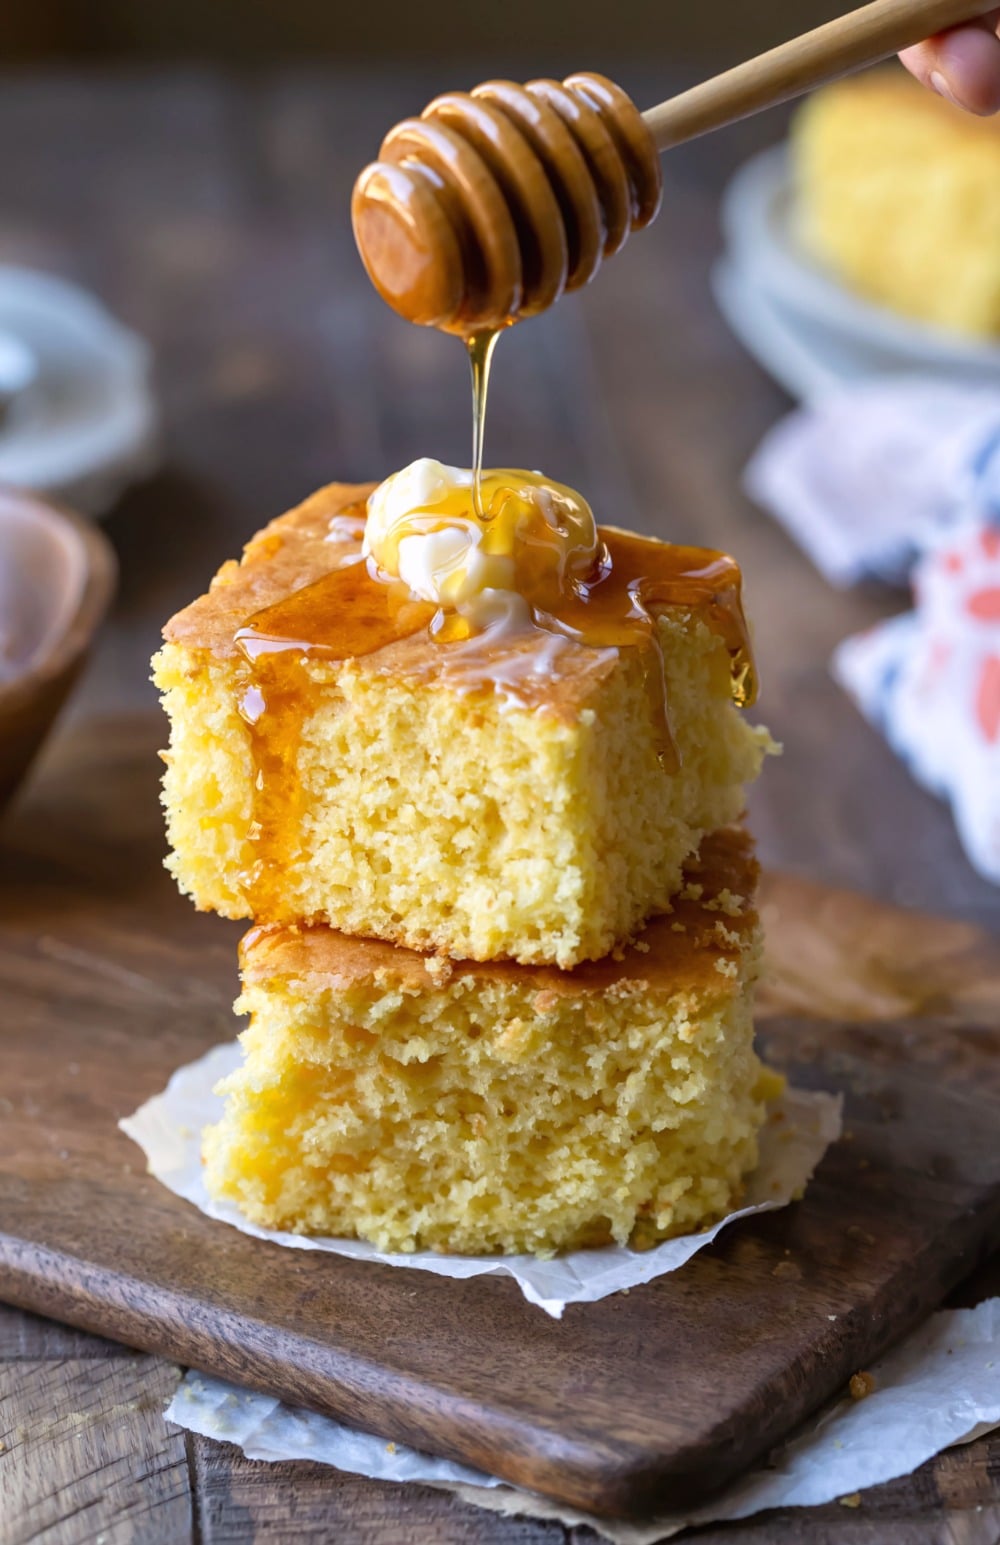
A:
[{"xmin": 0, "ymin": 266, "xmax": 158, "ymax": 515}]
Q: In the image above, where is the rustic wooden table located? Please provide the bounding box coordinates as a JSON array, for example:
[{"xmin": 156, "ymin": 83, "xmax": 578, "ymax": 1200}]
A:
[{"xmin": 2, "ymin": 68, "xmax": 999, "ymax": 1544}]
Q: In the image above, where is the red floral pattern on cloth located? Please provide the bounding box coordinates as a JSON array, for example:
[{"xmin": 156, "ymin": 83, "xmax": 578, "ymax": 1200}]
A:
[
  {"xmin": 977, "ymin": 656, "xmax": 1000, "ymax": 745},
  {"xmin": 746, "ymin": 377, "xmax": 1000, "ymax": 884},
  {"xmin": 834, "ymin": 518, "xmax": 1000, "ymax": 886}
]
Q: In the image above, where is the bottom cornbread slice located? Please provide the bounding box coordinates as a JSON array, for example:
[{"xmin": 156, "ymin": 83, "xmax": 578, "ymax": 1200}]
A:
[{"xmin": 203, "ymin": 829, "xmax": 771, "ymax": 1257}]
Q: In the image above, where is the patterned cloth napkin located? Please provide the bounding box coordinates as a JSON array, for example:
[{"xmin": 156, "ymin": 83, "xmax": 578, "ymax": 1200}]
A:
[{"xmin": 745, "ymin": 377, "xmax": 1000, "ymax": 886}]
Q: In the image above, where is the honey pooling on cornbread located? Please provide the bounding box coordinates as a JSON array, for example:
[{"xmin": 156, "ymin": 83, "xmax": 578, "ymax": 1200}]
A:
[
  {"xmin": 155, "ymin": 465, "xmax": 772, "ymax": 967},
  {"xmin": 235, "ymin": 486, "xmax": 754, "ymax": 900},
  {"xmin": 204, "ymin": 829, "xmax": 774, "ymax": 1257}
]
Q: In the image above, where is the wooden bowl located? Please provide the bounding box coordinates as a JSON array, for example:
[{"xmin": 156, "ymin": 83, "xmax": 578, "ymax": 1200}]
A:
[{"xmin": 0, "ymin": 488, "xmax": 116, "ymax": 812}]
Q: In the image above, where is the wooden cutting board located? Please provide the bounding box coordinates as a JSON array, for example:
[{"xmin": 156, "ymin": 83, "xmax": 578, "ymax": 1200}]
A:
[{"xmin": 2, "ymin": 714, "xmax": 1000, "ymax": 1521}]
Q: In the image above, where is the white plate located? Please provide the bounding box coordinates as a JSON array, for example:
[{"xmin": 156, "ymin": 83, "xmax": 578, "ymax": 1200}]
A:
[
  {"xmin": 0, "ymin": 266, "xmax": 158, "ymax": 516},
  {"xmin": 717, "ymin": 145, "xmax": 1000, "ymax": 392},
  {"xmin": 710, "ymin": 257, "xmax": 970, "ymax": 403}
]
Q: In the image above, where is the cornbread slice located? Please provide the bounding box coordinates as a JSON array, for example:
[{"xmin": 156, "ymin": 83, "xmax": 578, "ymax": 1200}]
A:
[
  {"xmin": 203, "ymin": 828, "xmax": 772, "ymax": 1257},
  {"xmin": 155, "ymin": 482, "xmax": 773, "ymax": 968},
  {"xmin": 794, "ymin": 69, "xmax": 1000, "ymax": 338}
]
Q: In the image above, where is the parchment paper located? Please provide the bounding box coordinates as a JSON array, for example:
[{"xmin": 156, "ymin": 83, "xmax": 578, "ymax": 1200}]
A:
[
  {"xmin": 166, "ymin": 1298, "xmax": 1000, "ymax": 1543},
  {"xmin": 121, "ymin": 1040, "xmax": 841, "ymax": 1317}
]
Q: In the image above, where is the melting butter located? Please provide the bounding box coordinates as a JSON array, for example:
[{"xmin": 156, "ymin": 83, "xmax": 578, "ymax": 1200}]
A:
[{"xmin": 363, "ymin": 459, "xmax": 602, "ymax": 629}]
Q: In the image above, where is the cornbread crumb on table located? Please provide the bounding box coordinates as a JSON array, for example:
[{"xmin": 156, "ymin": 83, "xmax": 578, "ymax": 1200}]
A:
[
  {"xmin": 793, "ymin": 69, "xmax": 1000, "ymax": 338},
  {"xmin": 203, "ymin": 828, "xmax": 772, "ymax": 1258},
  {"xmin": 154, "ymin": 482, "xmax": 774, "ymax": 968}
]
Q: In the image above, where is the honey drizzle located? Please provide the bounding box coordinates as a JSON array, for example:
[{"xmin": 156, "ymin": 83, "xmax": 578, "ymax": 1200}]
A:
[
  {"xmin": 233, "ymin": 524, "xmax": 435, "ymax": 918},
  {"xmin": 467, "ymin": 329, "xmax": 500, "ymax": 518},
  {"xmin": 537, "ymin": 533, "xmax": 756, "ymax": 765},
  {"xmin": 232, "ymin": 504, "xmax": 756, "ymax": 920},
  {"xmin": 234, "ymin": 649, "xmax": 311, "ymax": 921}
]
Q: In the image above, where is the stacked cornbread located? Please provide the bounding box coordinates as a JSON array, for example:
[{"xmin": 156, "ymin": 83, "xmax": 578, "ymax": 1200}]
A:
[
  {"xmin": 794, "ymin": 68, "xmax": 1000, "ymax": 338},
  {"xmin": 155, "ymin": 460, "xmax": 776, "ymax": 1256}
]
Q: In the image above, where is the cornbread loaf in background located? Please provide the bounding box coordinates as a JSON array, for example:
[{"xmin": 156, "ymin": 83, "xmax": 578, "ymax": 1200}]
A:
[
  {"xmin": 155, "ymin": 482, "xmax": 773, "ymax": 968},
  {"xmin": 793, "ymin": 68, "xmax": 1000, "ymax": 337},
  {"xmin": 203, "ymin": 828, "xmax": 773, "ymax": 1257}
]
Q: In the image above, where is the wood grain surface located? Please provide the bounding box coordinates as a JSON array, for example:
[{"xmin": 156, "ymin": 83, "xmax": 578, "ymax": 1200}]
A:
[
  {"xmin": 3, "ymin": 713, "xmax": 1000, "ymax": 1526},
  {"xmin": 0, "ymin": 1356, "xmax": 190, "ymax": 1540},
  {"xmin": 3, "ymin": 716, "xmax": 1000, "ymax": 1530},
  {"xmin": 10, "ymin": 697, "xmax": 1000, "ymax": 1522},
  {"xmin": 1, "ymin": 66, "xmax": 1000, "ymax": 1544}
]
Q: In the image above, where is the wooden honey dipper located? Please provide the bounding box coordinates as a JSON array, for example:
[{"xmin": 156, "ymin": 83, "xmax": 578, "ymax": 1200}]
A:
[{"xmin": 352, "ymin": 0, "xmax": 999, "ymax": 334}]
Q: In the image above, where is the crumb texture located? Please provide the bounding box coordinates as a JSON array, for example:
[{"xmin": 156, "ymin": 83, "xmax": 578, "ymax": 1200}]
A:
[
  {"xmin": 203, "ymin": 832, "xmax": 769, "ymax": 1256},
  {"xmin": 154, "ymin": 609, "xmax": 772, "ymax": 968},
  {"xmin": 794, "ymin": 70, "xmax": 1000, "ymax": 337}
]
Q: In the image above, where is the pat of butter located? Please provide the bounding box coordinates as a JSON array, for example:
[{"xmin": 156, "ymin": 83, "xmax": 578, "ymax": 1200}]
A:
[{"xmin": 364, "ymin": 457, "xmax": 599, "ymax": 624}]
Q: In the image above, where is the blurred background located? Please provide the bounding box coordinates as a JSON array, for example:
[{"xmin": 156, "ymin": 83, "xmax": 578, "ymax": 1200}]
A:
[{"xmin": 4, "ymin": 0, "xmax": 846, "ymax": 66}]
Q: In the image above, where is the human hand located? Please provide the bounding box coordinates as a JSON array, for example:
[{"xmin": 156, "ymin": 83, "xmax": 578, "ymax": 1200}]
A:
[{"xmin": 900, "ymin": 11, "xmax": 1000, "ymax": 114}]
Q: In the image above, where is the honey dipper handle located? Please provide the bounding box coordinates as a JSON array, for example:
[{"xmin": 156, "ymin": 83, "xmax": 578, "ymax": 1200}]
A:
[{"xmin": 642, "ymin": 0, "xmax": 1000, "ymax": 149}]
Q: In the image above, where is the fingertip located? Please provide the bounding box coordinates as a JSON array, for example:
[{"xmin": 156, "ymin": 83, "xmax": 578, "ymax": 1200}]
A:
[
  {"xmin": 898, "ymin": 41, "xmax": 935, "ymax": 90},
  {"xmin": 924, "ymin": 27, "xmax": 1000, "ymax": 115}
]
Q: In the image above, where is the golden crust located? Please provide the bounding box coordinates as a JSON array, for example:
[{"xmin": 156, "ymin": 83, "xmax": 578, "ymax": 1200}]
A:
[
  {"xmin": 162, "ymin": 480, "xmax": 620, "ymax": 716},
  {"xmin": 240, "ymin": 825, "xmax": 759, "ymax": 996},
  {"xmin": 163, "ymin": 482, "xmax": 373, "ymax": 657}
]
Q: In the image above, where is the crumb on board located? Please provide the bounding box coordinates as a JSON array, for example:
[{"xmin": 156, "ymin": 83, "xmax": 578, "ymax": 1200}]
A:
[
  {"xmin": 771, "ymin": 1260, "xmax": 802, "ymax": 1281},
  {"xmin": 838, "ymin": 1493, "xmax": 862, "ymax": 1508},
  {"xmin": 849, "ymin": 1371, "xmax": 876, "ymax": 1400}
]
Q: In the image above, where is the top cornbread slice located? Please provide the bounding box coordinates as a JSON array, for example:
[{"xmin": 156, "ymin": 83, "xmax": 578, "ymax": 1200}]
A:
[
  {"xmin": 154, "ymin": 481, "xmax": 773, "ymax": 967},
  {"xmin": 794, "ymin": 69, "xmax": 1000, "ymax": 337}
]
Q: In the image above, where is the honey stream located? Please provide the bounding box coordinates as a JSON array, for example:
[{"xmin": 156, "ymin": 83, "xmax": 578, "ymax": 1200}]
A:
[{"xmin": 467, "ymin": 329, "xmax": 500, "ymax": 518}]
